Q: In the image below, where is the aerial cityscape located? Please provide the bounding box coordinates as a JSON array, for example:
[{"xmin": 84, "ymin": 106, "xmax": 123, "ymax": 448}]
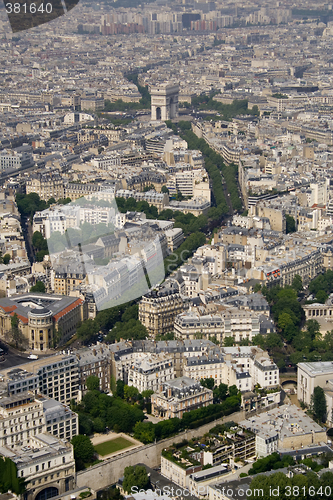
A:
[{"xmin": 2, "ymin": 1, "xmax": 333, "ymax": 499}]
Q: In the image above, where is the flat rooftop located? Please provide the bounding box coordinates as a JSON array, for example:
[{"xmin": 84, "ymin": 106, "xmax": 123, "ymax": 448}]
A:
[{"xmin": 298, "ymin": 361, "xmax": 333, "ymax": 375}]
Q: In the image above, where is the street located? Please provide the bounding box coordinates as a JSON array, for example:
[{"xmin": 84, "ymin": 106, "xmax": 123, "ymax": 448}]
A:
[{"xmin": 0, "ymin": 344, "xmax": 53, "ymax": 370}]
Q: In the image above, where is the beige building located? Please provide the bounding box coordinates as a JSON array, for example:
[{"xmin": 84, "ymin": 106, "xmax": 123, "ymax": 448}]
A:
[
  {"xmin": 139, "ymin": 283, "xmax": 184, "ymax": 336},
  {"xmin": 297, "ymin": 361, "xmax": 333, "ymax": 406},
  {"xmin": 151, "ymin": 376, "xmax": 213, "ymax": 419},
  {"xmin": 239, "ymin": 404, "xmax": 327, "ymax": 457},
  {"xmin": 255, "ymin": 205, "xmax": 286, "ymax": 232},
  {"xmin": 174, "ymin": 308, "xmax": 260, "ymax": 344},
  {"xmin": 128, "ymin": 352, "xmax": 174, "ymax": 393},
  {"xmin": 0, "ymin": 293, "xmax": 86, "ymax": 351},
  {"xmin": 26, "ymin": 172, "xmax": 65, "ymax": 201},
  {"xmin": 5, "ymin": 431, "xmax": 75, "ymax": 500},
  {"xmin": 0, "ymin": 391, "xmax": 77, "ymax": 500},
  {"xmin": 164, "ymin": 228, "xmax": 184, "ymax": 252}
]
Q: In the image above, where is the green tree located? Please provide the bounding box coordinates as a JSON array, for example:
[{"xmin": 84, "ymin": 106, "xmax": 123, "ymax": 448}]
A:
[
  {"xmin": 124, "ymin": 385, "xmax": 139, "ymax": 402},
  {"xmin": 278, "ymin": 312, "xmax": 294, "ymax": 332},
  {"xmin": 253, "ymin": 283, "xmax": 262, "ymax": 293},
  {"xmin": 306, "ymin": 319, "xmax": 320, "ymax": 340},
  {"xmin": 292, "ymin": 274, "xmax": 303, "ymax": 293},
  {"xmin": 76, "ymin": 319, "xmax": 99, "ymax": 343},
  {"xmin": 200, "ymin": 378, "xmax": 215, "ymax": 390},
  {"xmin": 0, "ymin": 457, "xmax": 26, "ymax": 494},
  {"xmin": 133, "ymin": 421, "xmax": 155, "ymax": 444},
  {"xmin": 30, "ymin": 281, "xmax": 46, "ymax": 293},
  {"xmin": 86, "ymin": 375, "xmax": 100, "ymax": 392},
  {"xmin": 8, "ymin": 312, "xmax": 27, "ymax": 349},
  {"xmin": 312, "ymin": 386, "xmax": 327, "ymax": 422},
  {"xmin": 116, "ymin": 379, "xmax": 125, "ymax": 399},
  {"xmin": 223, "ymin": 336, "xmax": 234, "ymax": 346},
  {"xmin": 2, "ymin": 254, "xmax": 10, "ymax": 265},
  {"xmin": 161, "ymin": 185, "xmax": 169, "ymax": 194},
  {"xmin": 214, "ymin": 383, "xmax": 228, "ymax": 401},
  {"xmin": 228, "ymin": 385, "xmax": 239, "ymax": 397},
  {"xmin": 71, "ymin": 435, "xmax": 95, "ymax": 471},
  {"xmin": 285, "ymin": 214, "xmax": 296, "ymax": 233},
  {"xmin": 122, "ymin": 465, "xmax": 150, "ymax": 494},
  {"xmin": 316, "ymin": 289, "xmax": 328, "ymax": 304}
]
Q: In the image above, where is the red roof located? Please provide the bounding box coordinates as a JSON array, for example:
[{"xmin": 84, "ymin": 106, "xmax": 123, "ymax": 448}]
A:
[
  {"xmin": 53, "ymin": 298, "xmax": 83, "ymax": 322},
  {"xmin": 9, "ymin": 311, "xmax": 28, "ymax": 324},
  {"xmin": 0, "ymin": 305, "xmax": 17, "ymax": 313}
]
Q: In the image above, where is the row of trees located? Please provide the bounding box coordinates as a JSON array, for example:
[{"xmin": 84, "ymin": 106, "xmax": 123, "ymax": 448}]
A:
[
  {"xmin": 164, "ymin": 231, "xmax": 206, "ymax": 276},
  {"xmin": 133, "ymin": 385, "xmax": 241, "ymax": 444},
  {"xmin": 76, "ymin": 379, "xmax": 240, "ymax": 445},
  {"xmin": 16, "ymin": 193, "xmax": 70, "ymax": 219},
  {"xmin": 190, "ymin": 96, "xmax": 259, "ymax": 121},
  {"xmin": 116, "ymin": 197, "xmax": 159, "ymax": 219},
  {"xmin": 177, "ymin": 122, "xmax": 243, "ymax": 214},
  {"xmin": 248, "ymin": 452, "xmax": 295, "ymax": 475},
  {"xmin": 104, "ymin": 74, "xmax": 150, "ymax": 113},
  {"xmin": 248, "ymin": 470, "xmax": 333, "ymax": 500},
  {"xmin": 32, "ymin": 230, "xmax": 49, "ymax": 262},
  {"xmin": 260, "ymin": 282, "xmax": 333, "ymax": 367},
  {"xmin": 116, "ymin": 196, "xmax": 208, "ymax": 236},
  {"xmin": 76, "ymin": 303, "xmax": 139, "ymax": 344}
]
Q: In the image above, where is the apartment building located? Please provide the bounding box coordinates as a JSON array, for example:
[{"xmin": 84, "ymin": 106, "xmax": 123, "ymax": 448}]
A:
[
  {"xmin": 151, "ymin": 376, "xmax": 213, "ymax": 419},
  {"xmin": 0, "ymin": 391, "xmax": 78, "ymax": 447},
  {"xmin": 53, "ymin": 265, "xmax": 86, "ymax": 296},
  {"xmin": 91, "ymin": 156, "xmax": 121, "ymax": 170},
  {"xmin": 166, "ymin": 197, "xmax": 211, "ymax": 216},
  {"xmin": 139, "ymin": 283, "xmax": 185, "ymax": 336},
  {"xmin": 75, "ymin": 346, "xmax": 110, "ymax": 398},
  {"xmin": 202, "ymin": 428, "xmax": 255, "ymax": 466},
  {"xmin": 116, "ymin": 189, "xmax": 169, "ymax": 212},
  {"xmin": 222, "ymin": 346, "xmax": 279, "ymax": 391},
  {"xmin": 221, "ymin": 145, "xmax": 241, "ymax": 165},
  {"xmin": 174, "ymin": 308, "xmax": 260, "ymax": 344},
  {"xmin": 193, "ymin": 244, "xmax": 227, "ymax": 275},
  {"xmin": 26, "ymin": 172, "xmax": 65, "ymax": 201},
  {"xmin": 255, "ymin": 205, "xmax": 286, "ymax": 233},
  {"xmin": 251, "ymin": 248, "xmax": 323, "ymax": 288},
  {"xmin": 161, "ymin": 452, "xmax": 202, "ymax": 489},
  {"xmin": 240, "ymin": 405, "xmax": 327, "ymax": 457},
  {"xmin": 0, "ymin": 147, "xmax": 34, "ymax": 172},
  {"xmin": 108, "ymin": 339, "xmax": 217, "ymax": 383},
  {"xmin": 4, "ymin": 431, "xmax": 75, "ymax": 500},
  {"xmin": 40, "ymin": 396, "xmax": 78, "ymax": 442},
  {"xmin": 183, "ymin": 351, "xmax": 225, "ymax": 386},
  {"xmin": 80, "ymin": 97, "xmax": 104, "ymax": 111},
  {"xmin": 128, "ymin": 352, "xmax": 174, "ymax": 393},
  {"xmin": 164, "ymin": 228, "xmax": 184, "ymax": 252},
  {"xmin": 0, "ymin": 353, "xmax": 79, "ymax": 405}
]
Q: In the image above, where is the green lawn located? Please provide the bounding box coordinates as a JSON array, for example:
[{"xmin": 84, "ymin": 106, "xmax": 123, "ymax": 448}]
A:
[{"xmin": 94, "ymin": 437, "xmax": 133, "ymax": 456}]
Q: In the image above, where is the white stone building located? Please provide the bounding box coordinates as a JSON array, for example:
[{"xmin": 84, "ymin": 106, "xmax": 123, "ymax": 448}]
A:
[{"xmin": 128, "ymin": 352, "xmax": 174, "ymax": 393}]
